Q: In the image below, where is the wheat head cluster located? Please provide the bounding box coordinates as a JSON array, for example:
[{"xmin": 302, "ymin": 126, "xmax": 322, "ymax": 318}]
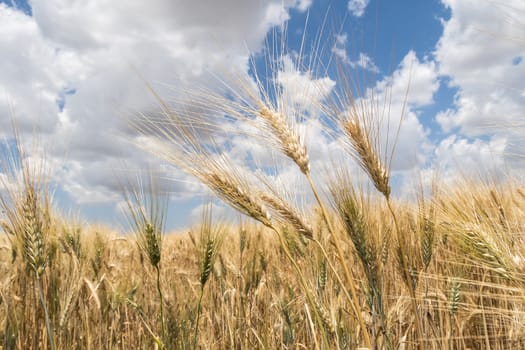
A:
[{"xmin": 1, "ymin": 25, "xmax": 525, "ymax": 350}]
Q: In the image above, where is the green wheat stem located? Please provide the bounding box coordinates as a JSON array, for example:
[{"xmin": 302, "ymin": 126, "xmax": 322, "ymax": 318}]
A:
[
  {"xmin": 36, "ymin": 273, "xmax": 55, "ymax": 350},
  {"xmin": 386, "ymin": 199, "xmax": 424, "ymax": 349},
  {"xmin": 192, "ymin": 287, "xmax": 205, "ymax": 350},
  {"xmin": 305, "ymin": 172, "xmax": 372, "ymax": 349},
  {"xmin": 272, "ymin": 227, "xmax": 329, "ymax": 350},
  {"xmin": 155, "ymin": 265, "xmax": 165, "ymax": 343}
]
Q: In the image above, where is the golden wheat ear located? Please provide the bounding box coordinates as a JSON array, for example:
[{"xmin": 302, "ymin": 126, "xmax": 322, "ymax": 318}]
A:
[
  {"xmin": 343, "ymin": 118, "xmax": 390, "ymax": 199},
  {"xmin": 259, "ymin": 107, "xmax": 310, "ymax": 174}
]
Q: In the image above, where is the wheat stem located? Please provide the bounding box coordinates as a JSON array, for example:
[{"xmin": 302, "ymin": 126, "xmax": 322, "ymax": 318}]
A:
[
  {"xmin": 271, "ymin": 226, "xmax": 326, "ymax": 350},
  {"xmin": 36, "ymin": 273, "xmax": 55, "ymax": 350},
  {"xmin": 386, "ymin": 199, "xmax": 424, "ymax": 349},
  {"xmin": 192, "ymin": 287, "xmax": 205, "ymax": 350},
  {"xmin": 305, "ymin": 172, "xmax": 373, "ymax": 349},
  {"xmin": 155, "ymin": 265, "xmax": 165, "ymax": 343}
]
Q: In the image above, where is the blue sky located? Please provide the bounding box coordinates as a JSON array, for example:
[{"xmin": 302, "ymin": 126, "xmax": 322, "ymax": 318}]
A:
[{"xmin": 1, "ymin": 0, "xmax": 524, "ymax": 231}]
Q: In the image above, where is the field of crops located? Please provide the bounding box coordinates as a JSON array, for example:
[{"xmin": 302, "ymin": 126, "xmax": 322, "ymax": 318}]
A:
[{"xmin": 1, "ymin": 118, "xmax": 524, "ymax": 350}]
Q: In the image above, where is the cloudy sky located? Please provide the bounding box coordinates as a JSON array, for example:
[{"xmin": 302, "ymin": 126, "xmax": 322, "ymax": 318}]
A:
[{"xmin": 1, "ymin": 0, "xmax": 524, "ymax": 230}]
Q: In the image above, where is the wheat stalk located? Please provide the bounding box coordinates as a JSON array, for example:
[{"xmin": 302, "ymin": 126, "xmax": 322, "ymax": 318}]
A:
[
  {"xmin": 134, "ymin": 53, "xmax": 373, "ymax": 349},
  {"xmin": 193, "ymin": 204, "xmax": 225, "ymax": 350},
  {"xmin": 448, "ymin": 279, "xmax": 461, "ymax": 349},
  {"xmin": 123, "ymin": 174, "xmax": 168, "ymax": 342},
  {"xmin": 330, "ymin": 178, "xmax": 379, "ymax": 287},
  {"xmin": 331, "ymin": 79, "xmax": 429, "ymax": 344}
]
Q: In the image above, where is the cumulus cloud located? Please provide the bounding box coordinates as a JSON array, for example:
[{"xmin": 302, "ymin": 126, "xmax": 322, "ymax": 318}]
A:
[
  {"xmin": 376, "ymin": 51, "xmax": 439, "ymax": 107},
  {"xmin": 332, "ymin": 33, "xmax": 349, "ymax": 63},
  {"xmin": 4, "ymin": 0, "xmax": 522, "ymax": 228},
  {"xmin": 276, "ymin": 55, "xmax": 336, "ymax": 113},
  {"xmin": 431, "ymin": 0, "xmax": 525, "ymax": 180},
  {"xmin": 350, "ymin": 53, "xmax": 380, "ymax": 73},
  {"xmin": 0, "ymin": 0, "xmax": 313, "ymax": 225},
  {"xmin": 435, "ymin": 0, "xmax": 525, "ymax": 136},
  {"xmin": 348, "ymin": 0, "xmax": 370, "ymax": 17},
  {"xmin": 0, "ymin": 4, "xmax": 77, "ymax": 135},
  {"xmin": 332, "ymin": 34, "xmax": 378, "ymax": 73},
  {"xmin": 433, "ymin": 135, "xmax": 508, "ymax": 181}
]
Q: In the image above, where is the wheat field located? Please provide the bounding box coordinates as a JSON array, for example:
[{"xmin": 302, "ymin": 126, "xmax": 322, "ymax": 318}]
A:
[
  {"xmin": 1, "ymin": 14, "xmax": 525, "ymax": 350},
  {"xmin": 1, "ymin": 174, "xmax": 525, "ymax": 349}
]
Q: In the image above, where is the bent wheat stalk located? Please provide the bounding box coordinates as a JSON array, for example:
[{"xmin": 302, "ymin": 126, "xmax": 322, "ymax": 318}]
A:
[
  {"xmin": 134, "ymin": 60, "xmax": 374, "ymax": 346},
  {"xmin": 256, "ymin": 105, "xmax": 373, "ymax": 348},
  {"xmin": 123, "ymin": 175, "xmax": 168, "ymax": 342},
  {"xmin": 339, "ymin": 109, "xmax": 424, "ymax": 347}
]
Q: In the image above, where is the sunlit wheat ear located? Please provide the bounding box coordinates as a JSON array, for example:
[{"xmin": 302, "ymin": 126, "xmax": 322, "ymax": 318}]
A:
[
  {"xmin": 460, "ymin": 226, "xmax": 512, "ymax": 279},
  {"xmin": 395, "ymin": 245, "xmax": 419, "ymax": 290},
  {"xmin": 344, "ymin": 119, "xmax": 391, "ymax": 199},
  {"xmin": 193, "ymin": 205, "xmax": 224, "ymax": 350},
  {"xmin": 317, "ymin": 257, "xmax": 327, "ymax": 292},
  {"xmin": 199, "ymin": 162, "xmax": 272, "ymax": 228},
  {"xmin": 329, "ymin": 174, "xmax": 381, "ymax": 293},
  {"xmin": 381, "ymin": 227, "xmax": 391, "ymax": 266},
  {"xmin": 21, "ymin": 187, "xmax": 45, "ymax": 277},
  {"xmin": 258, "ymin": 191, "xmax": 313, "ymax": 239},
  {"xmin": 259, "ymin": 107, "xmax": 310, "ymax": 174},
  {"xmin": 489, "ymin": 189, "xmax": 509, "ymax": 230},
  {"xmin": 59, "ymin": 266, "xmax": 81, "ymax": 330}
]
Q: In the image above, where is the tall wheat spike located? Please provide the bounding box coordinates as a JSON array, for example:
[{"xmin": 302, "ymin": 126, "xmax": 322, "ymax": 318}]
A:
[
  {"xmin": 193, "ymin": 204, "xmax": 225, "ymax": 350},
  {"xmin": 123, "ymin": 174, "xmax": 168, "ymax": 342}
]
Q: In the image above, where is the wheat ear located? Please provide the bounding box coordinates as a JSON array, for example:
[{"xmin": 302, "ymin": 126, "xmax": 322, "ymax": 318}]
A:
[
  {"xmin": 344, "ymin": 119, "xmax": 390, "ymax": 199},
  {"xmin": 259, "ymin": 107, "xmax": 310, "ymax": 174},
  {"xmin": 259, "ymin": 191, "xmax": 313, "ymax": 239}
]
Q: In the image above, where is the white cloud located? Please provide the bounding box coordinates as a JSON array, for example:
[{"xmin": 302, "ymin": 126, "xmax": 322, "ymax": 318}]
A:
[
  {"xmin": 348, "ymin": 0, "xmax": 370, "ymax": 17},
  {"xmin": 332, "ymin": 33, "xmax": 378, "ymax": 73},
  {"xmin": 4, "ymin": 0, "xmax": 522, "ymax": 228},
  {"xmin": 332, "ymin": 34, "xmax": 349, "ymax": 63},
  {"xmin": 375, "ymin": 51, "xmax": 439, "ymax": 107},
  {"xmin": 296, "ymin": 0, "xmax": 312, "ymax": 12},
  {"xmin": 277, "ymin": 55, "xmax": 336, "ymax": 113},
  {"xmin": 350, "ymin": 53, "xmax": 379, "ymax": 73},
  {"xmin": 189, "ymin": 202, "xmax": 232, "ymax": 225},
  {"xmin": 0, "ymin": 4, "xmax": 79, "ymax": 135},
  {"xmin": 435, "ymin": 0, "xmax": 525, "ymax": 137},
  {"xmin": 429, "ymin": 0, "xmax": 525, "ymax": 182},
  {"xmin": 0, "ymin": 0, "xmax": 310, "ymax": 217},
  {"xmin": 433, "ymin": 134, "xmax": 508, "ymax": 181}
]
